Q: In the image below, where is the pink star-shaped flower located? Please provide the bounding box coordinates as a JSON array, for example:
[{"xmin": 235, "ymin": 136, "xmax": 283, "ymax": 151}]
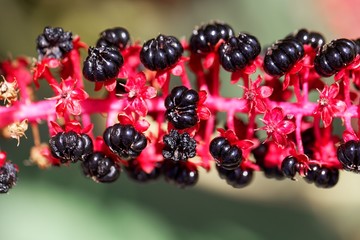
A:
[
  {"xmin": 48, "ymin": 77, "xmax": 89, "ymax": 117},
  {"xmin": 259, "ymin": 107, "xmax": 295, "ymax": 148},
  {"xmin": 121, "ymin": 72, "xmax": 157, "ymax": 116},
  {"xmin": 313, "ymin": 83, "xmax": 346, "ymax": 128}
]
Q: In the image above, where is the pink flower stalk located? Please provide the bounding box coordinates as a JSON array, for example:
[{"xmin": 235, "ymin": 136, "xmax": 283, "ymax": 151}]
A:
[{"xmin": 1, "ymin": 24, "xmax": 360, "ymax": 193}]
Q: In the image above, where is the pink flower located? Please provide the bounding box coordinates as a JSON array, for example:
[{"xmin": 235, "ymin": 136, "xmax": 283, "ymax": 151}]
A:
[
  {"xmin": 122, "ymin": 72, "xmax": 157, "ymax": 116},
  {"xmin": 48, "ymin": 77, "xmax": 89, "ymax": 116},
  {"xmin": 313, "ymin": 83, "xmax": 346, "ymax": 128},
  {"xmin": 259, "ymin": 107, "xmax": 295, "ymax": 148},
  {"xmin": 240, "ymin": 76, "xmax": 273, "ymax": 113}
]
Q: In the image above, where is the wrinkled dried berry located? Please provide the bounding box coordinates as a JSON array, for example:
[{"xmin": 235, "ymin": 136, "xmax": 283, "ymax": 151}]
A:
[
  {"xmin": 83, "ymin": 46, "xmax": 124, "ymax": 82},
  {"xmin": 190, "ymin": 22, "xmax": 234, "ymax": 54},
  {"xmin": 140, "ymin": 34, "xmax": 183, "ymax": 71},
  {"xmin": 314, "ymin": 38, "xmax": 357, "ymax": 77},
  {"xmin": 165, "ymin": 86, "xmax": 199, "ymax": 129},
  {"xmin": 96, "ymin": 27, "xmax": 130, "ymax": 50},
  {"xmin": 49, "ymin": 131, "xmax": 93, "ymax": 163},
  {"xmin": 0, "ymin": 162, "xmax": 17, "ymax": 193},
  {"xmin": 218, "ymin": 33, "xmax": 261, "ymax": 72},
  {"xmin": 103, "ymin": 124, "xmax": 147, "ymax": 160},
  {"xmin": 82, "ymin": 152, "xmax": 120, "ymax": 183},
  {"xmin": 36, "ymin": 26, "xmax": 73, "ymax": 60},
  {"xmin": 162, "ymin": 129, "xmax": 197, "ymax": 162}
]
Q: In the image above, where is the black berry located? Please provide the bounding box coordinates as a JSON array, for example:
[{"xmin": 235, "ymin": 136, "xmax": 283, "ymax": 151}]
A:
[
  {"xmin": 314, "ymin": 38, "xmax": 357, "ymax": 77},
  {"xmin": 218, "ymin": 33, "xmax": 261, "ymax": 72},
  {"xmin": 281, "ymin": 155, "xmax": 298, "ymax": 179},
  {"xmin": 36, "ymin": 26, "xmax": 73, "ymax": 60},
  {"xmin": 103, "ymin": 123, "xmax": 147, "ymax": 160},
  {"xmin": 263, "ymin": 38, "xmax": 304, "ymax": 77},
  {"xmin": 190, "ymin": 22, "xmax": 234, "ymax": 54},
  {"xmin": 83, "ymin": 46, "xmax": 124, "ymax": 82},
  {"xmin": 210, "ymin": 136, "xmax": 242, "ymax": 170},
  {"xmin": 216, "ymin": 165, "xmax": 253, "ymax": 188},
  {"xmin": 304, "ymin": 164, "xmax": 339, "ymax": 188},
  {"xmin": 125, "ymin": 159, "xmax": 161, "ymax": 183},
  {"xmin": 162, "ymin": 160, "xmax": 198, "ymax": 188},
  {"xmin": 140, "ymin": 34, "xmax": 183, "ymax": 71},
  {"xmin": 96, "ymin": 27, "xmax": 130, "ymax": 50},
  {"xmin": 165, "ymin": 86, "xmax": 199, "ymax": 129},
  {"xmin": 286, "ymin": 29, "xmax": 325, "ymax": 50},
  {"xmin": 0, "ymin": 162, "xmax": 17, "ymax": 193},
  {"xmin": 162, "ymin": 129, "xmax": 197, "ymax": 162},
  {"xmin": 337, "ymin": 140, "xmax": 360, "ymax": 173},
  {"xmin": 49, "ymin": 131, "xmax": 93, "ymax": 163},
  {"xmin": 82, "ymin": 152, "xmax": 120, "ymax": 183}
]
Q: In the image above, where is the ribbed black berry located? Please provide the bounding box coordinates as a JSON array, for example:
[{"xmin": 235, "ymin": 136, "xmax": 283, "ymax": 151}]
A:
[
  {"xmin": 0, "ymin": 162, "xmax": 17, "ymax": 193},
  {"xmin": 82, "ymin": 152, "xmax": 120, "ymax": 183},
  {"xmin": 96, "ymin": 27, "xmax": 130, "ymax": 50},
  {"xmin": 162, "ymin": 160, "xmax": 198, "ymax": 188},
  {"xmin": 49, "ymin": 131, "xmax": 93, "ymax": 163},
  {"xmin": 83, "ymin": 46, "xmax": 124, "ymax": 82},
  {"xmin": 209, "ymin": 136, "xmax": 242, "ymax": 170},
  {"xmin": 304, "ymin": 164, "xmax": 339, "ymax": 188},
  {"xmin": 337, "ymin": 140, "xmax": 360, "ymax": 173},
  {"xmin": 165, "ymin": 86, "xmax": 199, "ymax": 129},
  {"xmin": 286, "ymin": 29, "xmax": 325, "ymax": 50},
  {"xmin": 218, "ymin": 33, "xmax": 261, "ymax": 72},
  {"xmin": 314, "ymin": 38, "xmax": 357, "ymax": 77},
  {"xmin": 103, "ymin": 123, "xmax": 147, "ymax": 160},
  {"xmin": 253, "ymin": 143, "xmax": 285, "ymax": 180},
  {"xmin": 140, "ymin": 34, "xmax": 183, "ymax": 71},
  {"xmin": 125, "ymin": 159, "xmax": 161, "ymax": 183},
  {"xmin": 281, "ymin": 155, "xmax": 298, "ymax": 179},
  {"xmin": 263, "ymin": 38, "xmax": 304, "ymax": 76},
  {"xmin": 189, "ymin": 22, "xmax": 234, "ymax": 54},
  {"xmin": 216, "ymin": 165, "xmax": 253, "ymax": 188},
  {"xmin": 36, "ymin": 26, "xmax": 73, "ymax": 60},
  {"xmin": 162, "ymin": 129, "xmax": 197, "ymax": 162}
]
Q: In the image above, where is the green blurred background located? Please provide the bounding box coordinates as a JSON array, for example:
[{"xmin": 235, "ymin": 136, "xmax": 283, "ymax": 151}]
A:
[{"xmin": 1, "ymin": 0, "xmax": 360, "ymax": 239}]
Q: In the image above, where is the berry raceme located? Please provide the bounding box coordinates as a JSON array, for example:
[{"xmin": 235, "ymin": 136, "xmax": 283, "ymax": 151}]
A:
[{"xmin": 3, "ymin": 23, "xmax": 360, "ymax": 193}]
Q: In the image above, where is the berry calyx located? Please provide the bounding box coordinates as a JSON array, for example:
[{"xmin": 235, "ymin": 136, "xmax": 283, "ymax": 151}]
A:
[{"xmin": 162, "ymin": 129, "xmax": 197, "ymax": 162}]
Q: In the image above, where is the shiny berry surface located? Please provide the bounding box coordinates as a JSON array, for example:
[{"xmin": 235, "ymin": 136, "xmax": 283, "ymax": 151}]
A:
[
  {"xmin": 103, "ymin": 123, "xmax": 147, "ymax": 160},
  {"xmin": 263, "ymin": 38, "xmax": 304, "ymax": 76},
  {"xmin": 36, "ymin": 26, "xmax": 73, "ymax": 60},
  {"xmin": 189, "ymin": 22, "xmax": 234, "ymax": 54},
  {"xmin": 162, "ymin": 160, "xmax": 198, "ymax": 188},
  {"xmin": 96, "ymin": 27, "xmax": 130, "ymax": 50},
  {"xmin": 165, "ymin": 86, "xmax": 199, "ymax": 129},
  {"xmin": 49, "ymin": 131, "xmax": 94, "ymax": 163},
  {"xmin": 0, "ymin": 162, "xmax": 17, "ymax": 193},
  {"xmin": 281, "ymin": 155, "xmax": 298, "ymax": 179},
  {"xmin": 314, "ymin": 38, "xmax": 357, "ymax": 77},
  {"xmin": 210, "ymin": 136, "xmax": 242, "ymax": 170},
  {"xmin": 140, "ymin": 34, "xmax": 183, "ymax": 71},
  {"xmin": 337, "ymin": 140, "xmax": 360, "ymax": 173},
  {"xmin": 83, "ymin": 46, "xmax": 124, "ymax": 82},
  {"xmin": 82, "ymin": 152, "xmax": 120, "ymax": 183},
  {"xmin": 216, "ymin": 165, "xmax": 253, "ymax": 188},
  {"xmin": 286, "ymin": 28, "xmax": 325, "ymax": 49},
  {"xmin": 218, "ymin": 33, "xmax": 261, "ymax": 72},
  {"xmin": 162, "ymin": 129, "xmax": 197, "ymax": 162}
]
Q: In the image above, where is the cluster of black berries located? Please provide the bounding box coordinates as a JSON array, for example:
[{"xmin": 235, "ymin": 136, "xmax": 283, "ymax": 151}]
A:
[
  {"xmin": 49, "ymin": 131, "xmax": 120, "ymax": 183},
  {"xmin": 304, "ymin": 164, "xmax": 339, "ymax": 188},
  {"xmin": 0, "ymin": 162, "xmax": 17, "ymax": 194},
  {"xmin": 36, "ymin": 26, "xmax": 73, "ymax": 60}
]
